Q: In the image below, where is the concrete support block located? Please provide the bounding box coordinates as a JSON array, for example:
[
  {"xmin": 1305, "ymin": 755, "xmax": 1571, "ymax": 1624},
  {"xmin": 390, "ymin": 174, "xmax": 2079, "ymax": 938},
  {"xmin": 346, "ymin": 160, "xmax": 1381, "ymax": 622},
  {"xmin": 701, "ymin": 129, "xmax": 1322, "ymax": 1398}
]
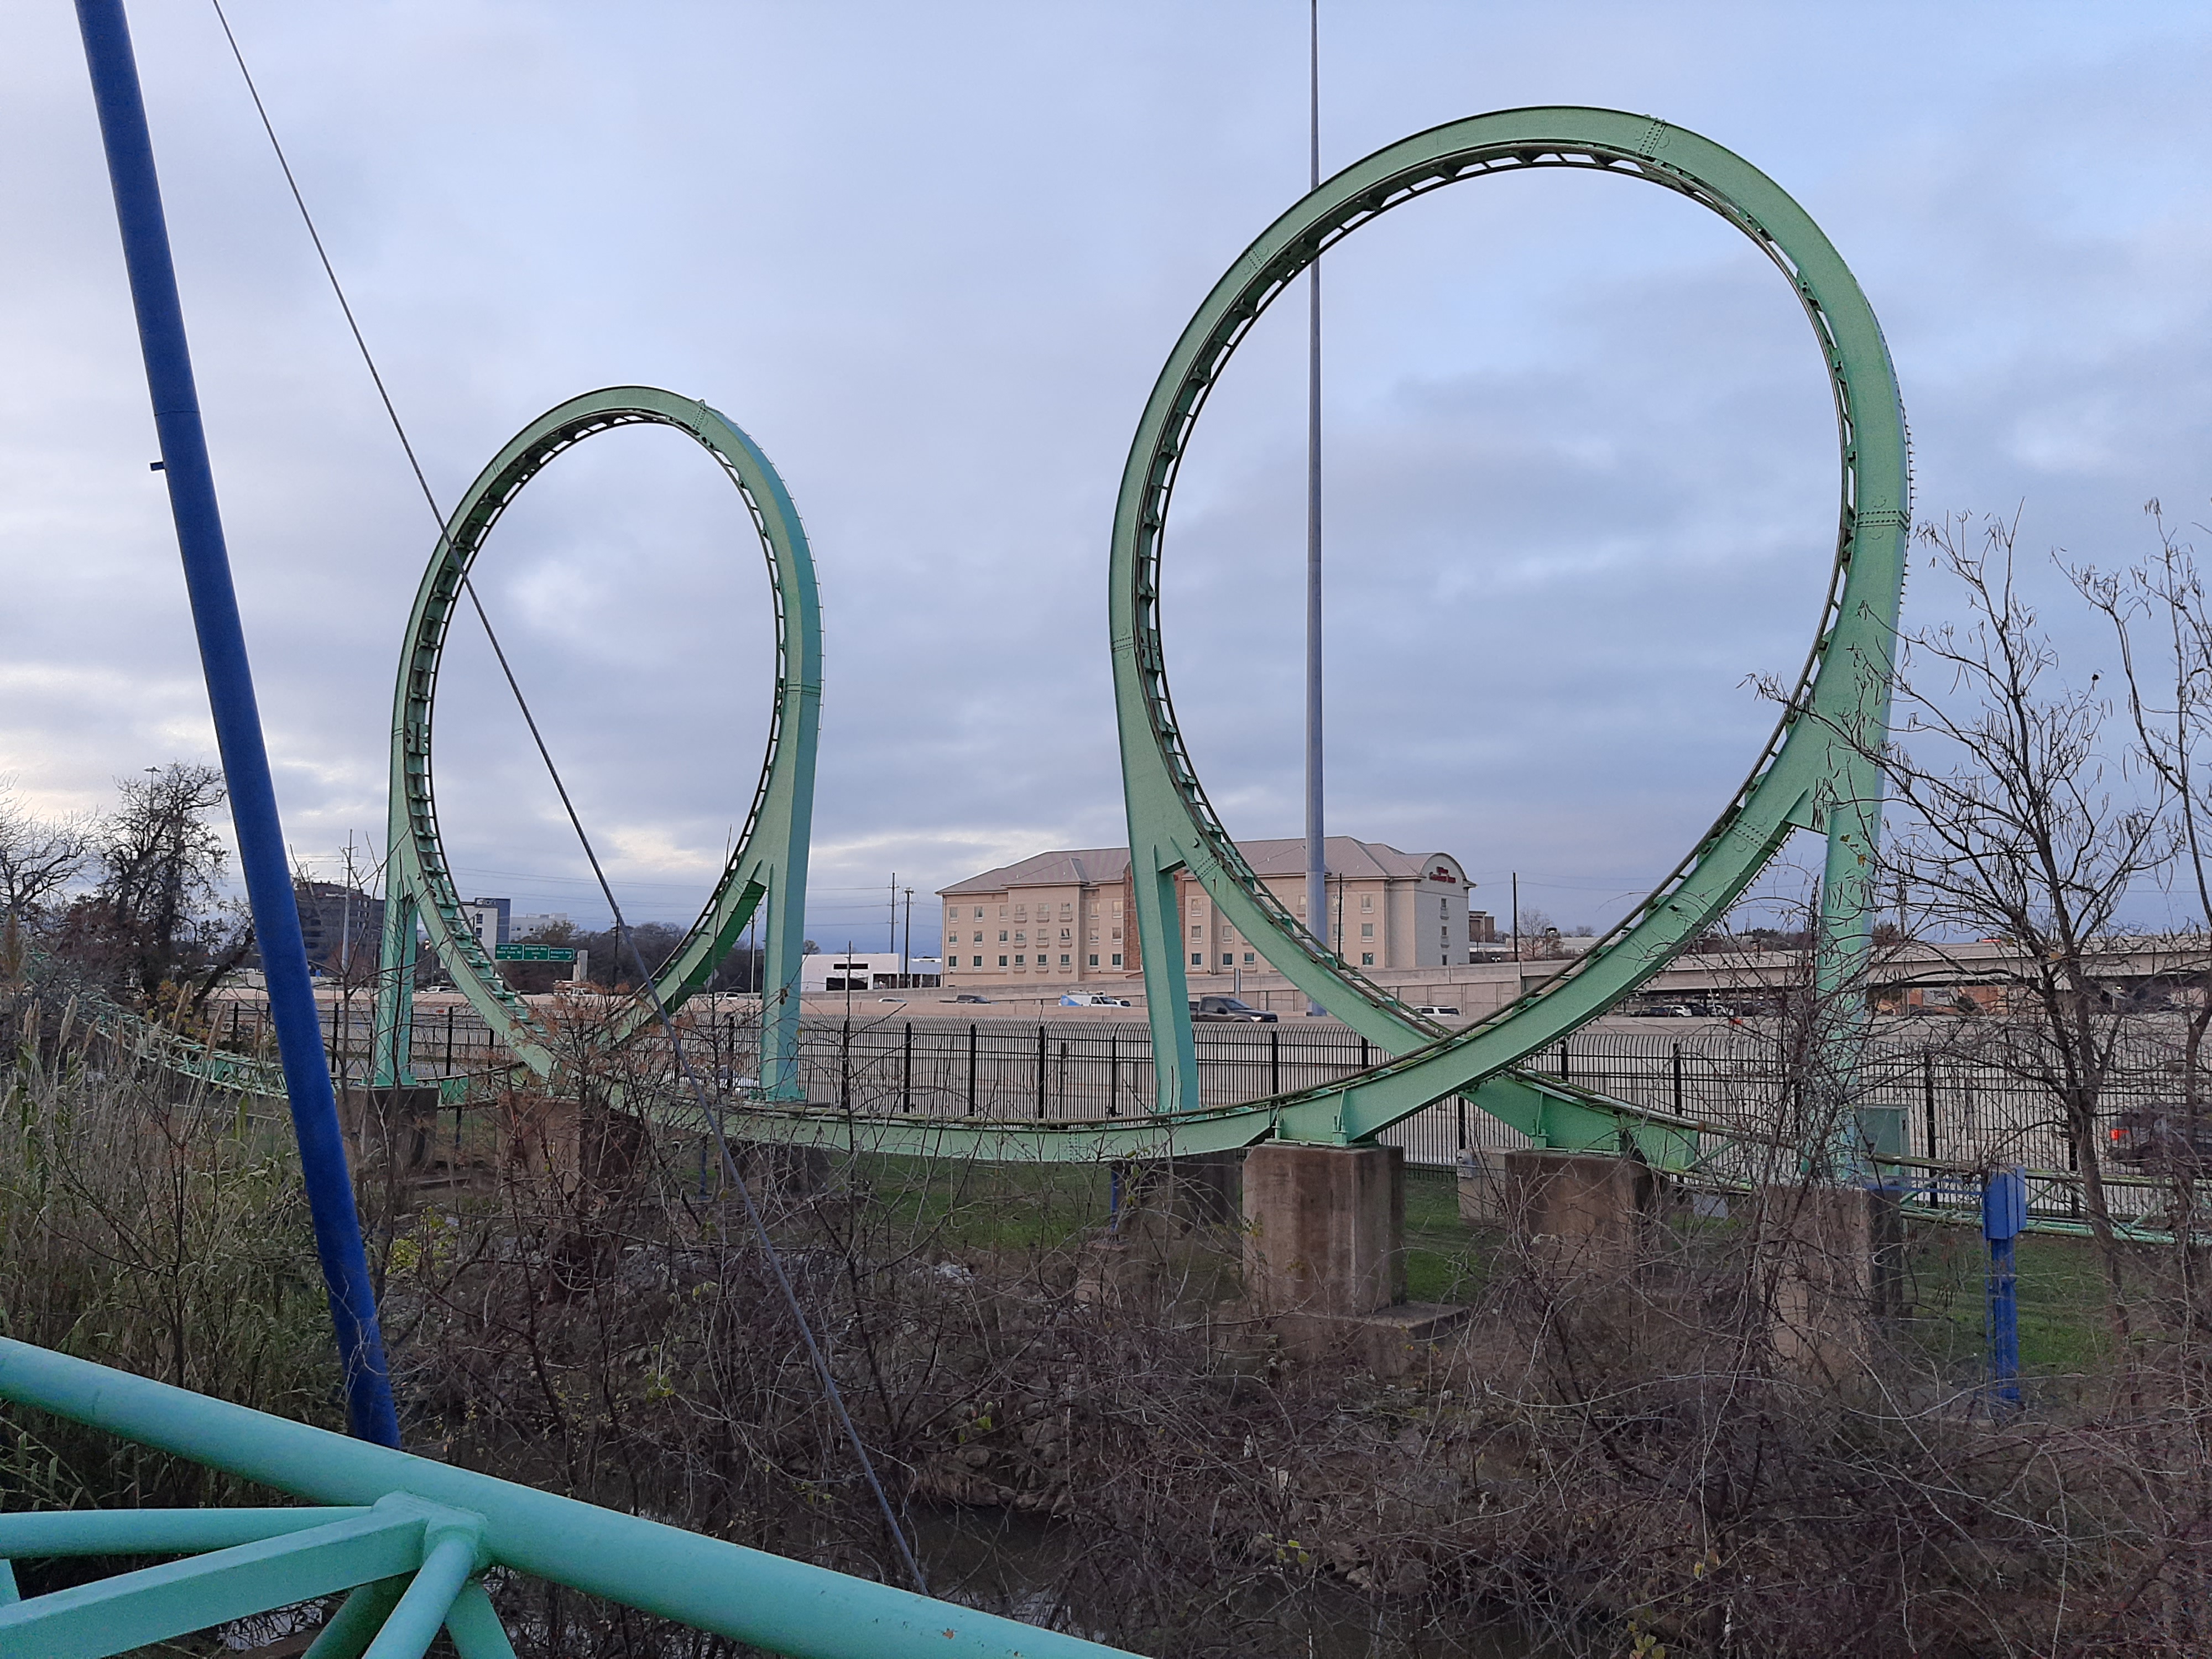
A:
[
  {"xmin": 1456, "ymin": 1149, "xmax": 1509, "ymax": 1224},
  {"xmin": 338, "ymin": 1086, "xmax": 441, "ymax": 1178},
  {"xmin": 1756, "ymin": 1183, "xmax": 1902, "ymax": 1375},
  {"xmin": 1502, "ymin": 1149, "xmax": 1653, "ymax": 1276},
  {"xmin": 1241, "ymin": 1142, "xmax": 1405, "ymax": 1317}
]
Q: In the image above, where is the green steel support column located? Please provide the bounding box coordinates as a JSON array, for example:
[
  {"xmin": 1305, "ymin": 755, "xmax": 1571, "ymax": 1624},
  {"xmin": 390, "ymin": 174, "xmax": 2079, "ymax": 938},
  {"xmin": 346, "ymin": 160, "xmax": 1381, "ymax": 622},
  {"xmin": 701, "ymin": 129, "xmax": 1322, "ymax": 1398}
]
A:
[
  {"xmin": 371, "ymin": 887, "xmax": 417, "ymax": 1087},
  {"xmin": 1129, "ymin": 849, "xmax": 1197, "ymax": 1113}
]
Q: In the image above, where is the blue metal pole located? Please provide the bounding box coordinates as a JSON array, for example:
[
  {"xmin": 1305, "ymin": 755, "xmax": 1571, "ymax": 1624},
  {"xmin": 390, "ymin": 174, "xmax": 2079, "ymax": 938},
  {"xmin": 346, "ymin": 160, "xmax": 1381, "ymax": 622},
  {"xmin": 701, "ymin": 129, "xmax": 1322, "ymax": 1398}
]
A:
[
  {"xmin": 1983, "ymin": 1166, "xmax": 2025, "ymax": 1410},
  {"xmin": 73, "ymin": 0, "xmax": 400, "ymax": 1447}
]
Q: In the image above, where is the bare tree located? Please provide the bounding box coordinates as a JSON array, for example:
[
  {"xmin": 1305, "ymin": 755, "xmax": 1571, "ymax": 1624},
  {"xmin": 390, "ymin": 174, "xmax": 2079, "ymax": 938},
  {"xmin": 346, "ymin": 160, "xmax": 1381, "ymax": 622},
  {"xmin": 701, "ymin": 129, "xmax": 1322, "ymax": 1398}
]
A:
[
  {"xmin": 54, "ymin": 763, "xmax": 249, "ymax": 1011},
  {"xmin": 1868, "ymin": 512, "xmax": 2172, "ymax": 1344},
  {"xmin": 0, "ymin": 782, "xmax": 94, "ymax": 966}
]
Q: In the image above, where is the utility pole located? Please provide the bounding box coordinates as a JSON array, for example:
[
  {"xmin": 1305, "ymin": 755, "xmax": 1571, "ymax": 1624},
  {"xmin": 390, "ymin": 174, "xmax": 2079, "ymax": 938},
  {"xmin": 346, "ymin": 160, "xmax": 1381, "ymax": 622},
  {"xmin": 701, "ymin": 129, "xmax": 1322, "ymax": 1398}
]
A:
[
  {"xmin": 1302, "ymin": 0, "xmax": 1327, "ymax": 1018},
  {"xmin": 1511, "ymin": 872, "xmax": 1520, "ymax": 962},
  {"xmin": 901, "ymin": 886, "xmax": 913, "ymax": 982},
  {"xmin": 889, "ymin": 872, "xmax": 898, "ymax": 962}
]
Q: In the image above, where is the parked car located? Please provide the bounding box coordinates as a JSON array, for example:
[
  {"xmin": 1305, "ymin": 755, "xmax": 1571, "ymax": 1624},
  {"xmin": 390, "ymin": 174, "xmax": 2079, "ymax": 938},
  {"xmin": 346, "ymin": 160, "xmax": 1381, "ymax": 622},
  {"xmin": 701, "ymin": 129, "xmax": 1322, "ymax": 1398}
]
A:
[
  {"xmin": 1060, "ymin": 993, "xmax": 1130, "ymax": 1006},
  {"xmin": 947, "ymin": 993, "xmax": 993, "ymax": 1004},
  {"xmin": 1189, "ymin": 995, "xmax": 1277, "ymax": 1023},
  {"xmin": 1410, "ymin": 1004, "xmax": 1460, "ymax": 1018},
  {"xmin": 2109, "ymin": 1105, "xmax": 2212, "ymax": 1172}
]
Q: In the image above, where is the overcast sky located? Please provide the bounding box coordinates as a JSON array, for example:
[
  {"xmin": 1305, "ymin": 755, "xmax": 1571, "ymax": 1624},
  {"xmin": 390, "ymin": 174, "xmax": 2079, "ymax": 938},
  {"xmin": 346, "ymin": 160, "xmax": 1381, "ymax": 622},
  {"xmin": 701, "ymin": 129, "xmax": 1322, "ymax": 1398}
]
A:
[{"xmin": 4, "ymin": 2, "xmax": 2210, "ymax": 954}]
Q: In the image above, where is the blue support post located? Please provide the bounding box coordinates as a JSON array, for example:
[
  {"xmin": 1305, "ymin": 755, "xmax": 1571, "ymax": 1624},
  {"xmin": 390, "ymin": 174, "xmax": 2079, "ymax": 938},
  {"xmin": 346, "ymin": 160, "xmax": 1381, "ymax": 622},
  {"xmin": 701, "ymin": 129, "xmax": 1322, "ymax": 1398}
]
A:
[
  {"xmin": 1983, "ymin": 1165, "xmax": 2026, "ymax": 1410},
  {"xmin": 72, "ymin": 0, "xmax": 400, "ymax": 1447}
]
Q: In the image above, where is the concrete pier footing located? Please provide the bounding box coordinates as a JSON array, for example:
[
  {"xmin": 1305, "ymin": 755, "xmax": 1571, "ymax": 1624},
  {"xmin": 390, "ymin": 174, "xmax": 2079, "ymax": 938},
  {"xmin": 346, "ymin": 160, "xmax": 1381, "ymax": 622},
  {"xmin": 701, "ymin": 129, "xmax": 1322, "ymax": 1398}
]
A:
[
  {"xmin": 1500, "ymin": 1149, "xmax": 1655, "ymax": 1277},
  {"xmin": 1756, "ymin": 1183, "xmax": 1903, "ymax": 1374},
  {"xmin": 1239, "ymin": 1142, "xmax": 1465, "ymax": 1373},
  {"xmin": 1241, "ymin": 1142, "xmax": 1406, "ymax": 1316}
]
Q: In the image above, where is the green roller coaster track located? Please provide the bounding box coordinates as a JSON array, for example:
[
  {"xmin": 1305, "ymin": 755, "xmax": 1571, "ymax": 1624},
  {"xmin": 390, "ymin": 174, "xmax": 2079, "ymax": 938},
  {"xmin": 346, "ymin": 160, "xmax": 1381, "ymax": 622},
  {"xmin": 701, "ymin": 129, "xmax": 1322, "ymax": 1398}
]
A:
[
  {"xmin": 135, "ymin": 109, "xmax": 1908, "ymax": 1173},
  {"xmin": 734, "ymin": 106, "xmax": 1907, "ymax": 1165},
  {"xmin": 368, "ymin": 386, "xmax": 820, "ymax": 1103}
]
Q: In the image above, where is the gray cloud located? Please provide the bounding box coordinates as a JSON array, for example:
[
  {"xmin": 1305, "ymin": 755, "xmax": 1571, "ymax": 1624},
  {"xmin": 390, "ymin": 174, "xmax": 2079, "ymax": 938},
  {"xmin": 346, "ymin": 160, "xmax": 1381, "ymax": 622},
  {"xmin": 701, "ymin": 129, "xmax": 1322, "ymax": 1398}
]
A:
[{"xmin": 4, "ymin": 1, "xmax": 2210, "ymax": 952}]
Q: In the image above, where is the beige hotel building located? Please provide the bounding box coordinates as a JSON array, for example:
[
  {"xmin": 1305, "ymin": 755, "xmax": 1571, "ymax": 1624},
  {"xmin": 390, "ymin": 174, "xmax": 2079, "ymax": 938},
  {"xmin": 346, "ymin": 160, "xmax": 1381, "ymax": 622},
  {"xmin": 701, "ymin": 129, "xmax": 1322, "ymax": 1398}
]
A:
[{"xmin": 938, "ymin": 837, "xmax": 1471, "ymax": 987}]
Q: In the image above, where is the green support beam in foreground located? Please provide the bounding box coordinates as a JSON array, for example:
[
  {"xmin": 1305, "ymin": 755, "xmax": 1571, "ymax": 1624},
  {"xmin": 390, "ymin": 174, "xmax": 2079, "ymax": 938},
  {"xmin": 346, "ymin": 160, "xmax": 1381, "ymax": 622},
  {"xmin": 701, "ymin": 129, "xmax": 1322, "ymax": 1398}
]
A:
[{"xmin": 0, "ymin": 1338, "xmax": 1139, "ymax": 1659}]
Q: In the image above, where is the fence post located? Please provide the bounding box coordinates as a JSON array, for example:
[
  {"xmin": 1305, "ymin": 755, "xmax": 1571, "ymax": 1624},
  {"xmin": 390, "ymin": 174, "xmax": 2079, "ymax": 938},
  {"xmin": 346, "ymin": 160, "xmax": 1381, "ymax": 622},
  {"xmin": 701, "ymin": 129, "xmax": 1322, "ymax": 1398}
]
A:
[
  {"xmin": 1983, "ymin": 1166, "xmax": 2025, "ymax": 1410},
  {"xmin": 1671, "ymin": 1042, "xmax": 1684, "ymax": 1116},
  {"xmin": 967, "ymin": 1024, "xmax": 978, "ymax": 1117},
  {"xmin": 901, "ymin": 1022, "xmax": 912, "ymax": 1113},
  {"xmin": 839, "ymin": 1018, "xmax": 852, "ymax": 1113},
  {"xmin": 1035, "ymin": 1024, "xmax": 1047, "ymax": 1119},
  {"xmin": 1108, "ymin": 1029, "xmax": 1119, "ymax": 1118},
  {"xmin": 1923, "ymin": 1051, "xmax": 1938, "ymax": 1160},
  {"xmin": 1270, "ymin": 1026, "xmax": 1280, "ymax": 1096}
]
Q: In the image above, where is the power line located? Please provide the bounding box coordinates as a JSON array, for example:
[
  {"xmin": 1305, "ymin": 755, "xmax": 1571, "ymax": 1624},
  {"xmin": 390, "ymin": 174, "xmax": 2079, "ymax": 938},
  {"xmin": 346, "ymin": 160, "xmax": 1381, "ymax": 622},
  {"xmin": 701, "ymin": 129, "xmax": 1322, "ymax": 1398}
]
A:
[{"xmin": 207, "ymin": 1, "xmax": 926, "ymax": 1594}]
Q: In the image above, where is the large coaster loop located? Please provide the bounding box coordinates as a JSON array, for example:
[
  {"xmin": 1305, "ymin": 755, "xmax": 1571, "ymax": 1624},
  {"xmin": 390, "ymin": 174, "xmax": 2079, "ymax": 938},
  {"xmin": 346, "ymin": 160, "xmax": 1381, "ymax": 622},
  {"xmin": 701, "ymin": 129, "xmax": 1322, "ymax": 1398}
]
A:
[
  {"xmin": 1110, "ymin": 108, "xmax": 1908, "ymax": 1141},
  {"xmin": 372, "ymin": 386, "xmax": 819, "ymax": 1097}
]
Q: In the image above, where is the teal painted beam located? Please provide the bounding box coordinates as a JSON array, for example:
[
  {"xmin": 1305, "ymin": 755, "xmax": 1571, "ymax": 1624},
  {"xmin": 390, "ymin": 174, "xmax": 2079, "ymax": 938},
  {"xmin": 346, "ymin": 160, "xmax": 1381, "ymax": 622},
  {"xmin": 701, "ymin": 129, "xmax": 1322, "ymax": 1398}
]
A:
[
  {"xmin": 304, "ymin": 1578, "xmax": 408, "ymax": 1659},
  {"xmin": 0, "ymin": 1505, "xmax": 427, "ymax": 1659},
  {"xmin": 0, "ymin": 1506, "xmax": 366, "ymax": 1558},
  {"xmin": 0, "ymin": 1340, "xmax": 1143, "ymax": 1659},
  {"xmin": 443, "ymin": 1582, "xmax": 520, "ymax": 1659},
  {"xmin": 362, "ymin": 1526, "xmax": 479, "ymax": 1659}
]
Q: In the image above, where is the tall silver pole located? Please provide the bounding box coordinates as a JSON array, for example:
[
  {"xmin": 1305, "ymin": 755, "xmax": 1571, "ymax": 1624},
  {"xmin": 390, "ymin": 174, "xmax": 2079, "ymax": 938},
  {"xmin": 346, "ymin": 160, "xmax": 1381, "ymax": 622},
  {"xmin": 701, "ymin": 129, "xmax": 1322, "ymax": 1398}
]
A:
[{"xmin": 1302, "ymin": 0, "xmax": 1327, "ymax": 1016}]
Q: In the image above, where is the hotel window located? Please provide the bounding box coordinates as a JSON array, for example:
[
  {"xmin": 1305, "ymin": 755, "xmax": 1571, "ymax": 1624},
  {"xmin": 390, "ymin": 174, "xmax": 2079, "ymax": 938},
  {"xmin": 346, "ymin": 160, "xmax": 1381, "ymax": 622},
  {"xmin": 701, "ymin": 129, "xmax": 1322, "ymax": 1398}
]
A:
[
  {"xmin": 972, "ymin": 956, "xmax": 982, "ymax": 967},
  {"xmin": 1087, "ymin": 931, "xmax": 1098, "ymax": 943},
  {"xmin": 998, "ymin": 956, "xmax": 1008, "ymax": 967},
  {"xmin": 1360, "ymin": 922, "xmax": 1374, "ymax": 938},
  {"xmin": 1059, "ymin": 954, "xmax": 1071, "ymax": 967},
  {"xmin": 1112, "ymin": 900, "xmax": 1123, "ymax": 915},
  {"xmin": 1361, "ymin": 952, "xmax": 1374, "ymax": 966},
  {"xmin": 1088, "ymin": 954, "xmax": 1099, "ymax": 967},
  {"xmin": 1060, "ymin": 928, "xmax": 1071, "ymax": 940},
  {"xmin": 1220, "ymin": 953, "xmax": 1233, "ymax": 966},
  {"xmin": 1191, "ymin": 924, "xmax": 1202, "ymax": 938},
  {"xmin": 973, "ymin": 932, "xmax": 982, "ymax": 942},
  {"xmin": 1014, "ymin": 954, "xmax": 1026, "ymax": 965},
  {"xmin": 1243, "ymin": 952, "xmax": 1254, "ymax": 964},
  {"xmin": 998, "ymin": 930, "xmax": 1008, "ymax": 942},
  {"xmin": 1110, "ymin": 927, "xmax": 1121, "ymax": 940},
  {"xmin": 1360, "ymin": 894, "xmax": 1373, "ymax": 912},
  {"xmin": 1112, "ymin": 953, "xmax": 1123, "ymax": 966},
  {"xmin": 974, "ymin": 907, "xmax": 984, "ymax": 919},
  {"xmin": 1191, "ymin": 952, "xmax": 1203, "ymax": 966},
  {"xmin": 1060, "ymin": 904, "xmax": 1073, "ymax": 920}
]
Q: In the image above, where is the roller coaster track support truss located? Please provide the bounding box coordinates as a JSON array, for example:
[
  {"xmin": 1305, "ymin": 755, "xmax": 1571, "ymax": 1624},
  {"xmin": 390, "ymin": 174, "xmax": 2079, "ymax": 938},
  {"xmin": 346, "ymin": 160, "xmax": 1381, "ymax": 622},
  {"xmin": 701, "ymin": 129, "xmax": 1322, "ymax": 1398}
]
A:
[{"xmin": 0, "ymin": 1338, "xmax": 1136, "ymax": 1659}]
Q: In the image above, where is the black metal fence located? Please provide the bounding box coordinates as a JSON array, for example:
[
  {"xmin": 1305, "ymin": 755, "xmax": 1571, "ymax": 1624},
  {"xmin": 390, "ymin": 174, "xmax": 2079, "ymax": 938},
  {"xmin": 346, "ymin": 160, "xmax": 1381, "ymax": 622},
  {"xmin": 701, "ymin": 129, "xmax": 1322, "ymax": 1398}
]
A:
[{"xmin": 251, "ymin": 999, "xmax": 2201, "ymax": 1218}]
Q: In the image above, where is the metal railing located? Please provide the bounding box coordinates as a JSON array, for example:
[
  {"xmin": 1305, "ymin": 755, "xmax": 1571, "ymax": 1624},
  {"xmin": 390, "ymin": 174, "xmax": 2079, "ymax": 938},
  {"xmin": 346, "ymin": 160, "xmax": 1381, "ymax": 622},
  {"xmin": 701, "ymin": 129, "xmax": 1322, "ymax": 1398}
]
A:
[{"xmin": 0, "ymin": 1338, "xmax": 1137, "ymax": 1659}]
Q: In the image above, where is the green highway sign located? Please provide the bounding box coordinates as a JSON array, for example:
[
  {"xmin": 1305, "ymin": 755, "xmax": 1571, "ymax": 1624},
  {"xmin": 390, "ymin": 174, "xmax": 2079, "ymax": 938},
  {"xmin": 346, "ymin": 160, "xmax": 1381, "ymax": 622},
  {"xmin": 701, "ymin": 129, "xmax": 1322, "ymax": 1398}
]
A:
[{"xmin": 494, "ymin": 945, "xmax": 576, "ymax": 962}]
